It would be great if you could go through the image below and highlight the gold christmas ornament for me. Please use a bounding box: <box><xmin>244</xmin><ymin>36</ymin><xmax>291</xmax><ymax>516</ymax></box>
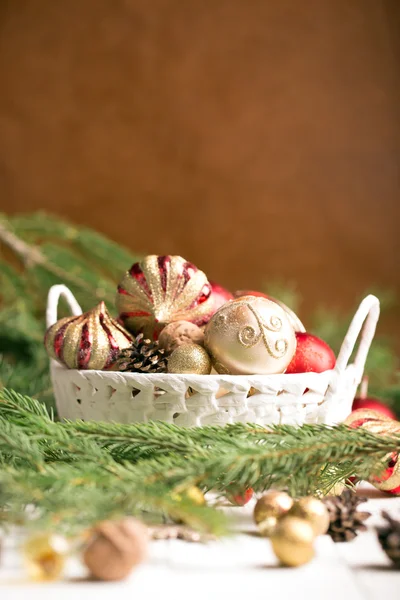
<box><xmin>288</xmin><ymin>497</ymin><xmax>330</xmax><ymax>536</ymax></box>
<box><xmin>270</xmin><ymin>517</ymin><xmax>315</xmax><ymax>567</ymax></box>
<box><xmin>204</xmin><ymin>296</ymin><xmax>296</xmax><ymax>375</ymax></box>
<box><xmin>23</xmin><ymin>533</ymin><xmax>69</xmax><ymax>582</ymax></box>
<box><xmin>116</xmin><ymin>255</ymin><xmax>214</xmax><ymax>338</ymax></box>
<box><xmin>172</xmin><ymin>485</ymin><xmax>206</xmax><ymax>505</ymax></box>
<box><xmin>258</xmin><ymin>516</ymin><xmax>279</xmax><ymax>537</ymax></box>
<box><xmin>168</xmin><ymin>344</ymin><xmax>212</xmax><ymax>375</ymax></box>
<box><xmin>253</xmin><ymin>490</ymin><xmax>294</xmax><ymax>525</ymax></box>
<box><xmin>272</xmin><ymin>297</ymin><xmax>306</xmax><ymax>333</ymax></box>
<box><xmin>83</xmin><ymin>518</ymin><xmax>148</xmax><ymax>581</ymax></box>
<box><xmin>158</xmin><ymin>320</ymin><xmax>205</xmax><ymax>353</ymax></box>
<box><xmin>45</xmin><ymin>301</ymin><xmax>133</xmax><ymax>370</ymax></box>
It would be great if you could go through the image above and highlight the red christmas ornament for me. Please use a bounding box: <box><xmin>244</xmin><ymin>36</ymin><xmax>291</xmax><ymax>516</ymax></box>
<box><xmin>116</xmin><ymin>256</ymin><xmax>214</xmax><ymax>339</ymax></box>
<box><xmin>344</xmin><ymin>409</ymin><xmax>400</xmax><ymax>495</ymax></box>
<box><xmin>285</xmin><ymin>332</ymin><xmax>335</xmax><ymax>374</ymax></box>
<box><xmin>228</xmin><ymin>488</ymin><xmax>254</xmax><ymax>506</ymax></box>
<box><xmin>352</xmin><ymin>378</ymin><xmax>396</xmax><ymax>420</ymax></box>
<box><xmin>209</xmin><ymin>281</ymin><xmax>234</xmax><ymax>313</ymax></box>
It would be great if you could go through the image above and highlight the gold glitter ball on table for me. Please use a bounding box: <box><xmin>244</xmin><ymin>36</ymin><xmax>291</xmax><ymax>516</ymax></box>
<box><xmin>288</xmin><ymin>497</ymin><xmax>330</xmax><ymax>536</ymax></box>
<box><xmin>204</xmin><ymin>296</ymin><xmax>296</xmax><ymax>375</ymax></box>
<box><xmin>22</xmin><ymin>533</ymin><xmax>69</xmax><ymax>582</ymax></box>
<box><xmin>270</xmin><ymin>517</ymin><xmax>315</xmax><ymax>567</ymax></box>
<box><xmin>168</xmin><ymin>344</ymin><xmax>212</xmax><ymax>375</ymax></box>
<box><xmin>258</xmin><ymin>516</ymin><xmax>279</xmax><ymax>538</ymax></box>
<box><xmin>83</xmin><ymin>518</ymin><xmax>148</xmax><ymax>582</ymax></box>
<box><xmin>254</xmin><ymin>491</ymin><xmax>294</xmax><ymax>525</ymax></box>
<box><xmin>158</xmin><ymin>320</ymin><xmax>205</xmax><ymax>353</ymax></box>
<box><xmin>116</xmin><ymin>255</ymin><xmax>214</xmax><ymax>339</ymax></box>
<box><xmin>44</xmin><ymin>301</ymin><xmax>133</xmax><ymax>370</ymax></box>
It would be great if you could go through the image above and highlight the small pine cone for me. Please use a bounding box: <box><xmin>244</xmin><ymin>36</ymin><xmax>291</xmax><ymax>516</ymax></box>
<box><xmin>323</xmin><ymin>489</ymin><xmax>371</xmax><ymax>543</ymax></box>
<box><xmin>114</xmin><ymin>334</ymin><xmax>169</xmax><ymax>373</ymax></box>
<box><xmin>376</xmin><ymin>511</ymin><xmax>400</xmax><ymax>567</ymax></box>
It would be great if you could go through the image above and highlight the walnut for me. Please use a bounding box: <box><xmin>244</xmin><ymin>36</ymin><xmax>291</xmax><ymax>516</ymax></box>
<box><xmin>158</xmin><ymin>320</ymin><xmax>205</xmax><ymax>354</ymax></box>
<box><xmin>83</xmin><ymin>518</ymin><xmax>148</xmax><ymax>581</ymax></box>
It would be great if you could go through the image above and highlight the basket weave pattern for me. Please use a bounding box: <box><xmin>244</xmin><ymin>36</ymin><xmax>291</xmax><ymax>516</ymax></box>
<box><xmin>47</xmin><ymin>286</ymin><xmax>380</xmax><ymax>427</ymax></box>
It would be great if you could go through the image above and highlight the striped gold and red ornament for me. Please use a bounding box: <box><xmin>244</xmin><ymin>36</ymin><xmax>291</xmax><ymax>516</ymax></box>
<box><xmin>45</xmin><ymin>302</ymin><xmax>133</xmax><ymax>370</ymax></box>
<box><xmin>344</xmin><ymin>409</ymin><xmax>400</xmax><ymax>495</ymax></box>
<box><xmin>116</xmin><ymin>255</ymin><xmax>215</xmax><ymax>339</ymax></box>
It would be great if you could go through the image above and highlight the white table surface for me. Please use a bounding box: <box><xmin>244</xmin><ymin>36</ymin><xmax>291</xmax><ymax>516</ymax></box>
<box><xmin>1</xmin><ymin>485</ymin><xmax>399</xmax><ymax>600</ymax></box>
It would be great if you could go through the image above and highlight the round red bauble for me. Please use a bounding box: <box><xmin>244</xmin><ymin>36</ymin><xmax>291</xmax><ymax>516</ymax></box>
<box><xmin>285</xmin><ymin>332</ymin><xmax>336</xmax><ymax>374</ymax></box>
<box><xmin>209</xmin><ymin>281</ymin><xmax>234</xmax><ymax>313</ymax></box>
<box><xmin>228</xmin><ymin>488</ymin><xmax>254</xmax><ymax>506</ymax></box>
<box><xmin>352</xmin><ymin>378</ymin><xmax>396</xmax><ymax>419</ymax></box>
<box><xmin>352</xmin><ymin>397</ymin><xmax>396</xmax><ymax>420</ymax></box>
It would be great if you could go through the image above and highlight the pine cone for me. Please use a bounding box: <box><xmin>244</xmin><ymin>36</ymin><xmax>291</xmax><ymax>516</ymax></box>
<box><xmin>376</xmin><ymin>511</ymin><xmax>400</xmax><ymax>567</ymax></box>
<box><xmin>114</xmin><ymin>334</ymin><xmax>169</xmax><ymax>373</ymax></box>
<box><xmin>323</xmin><ymin>489</ymin><xmax>371</xmax><ymax>542</ymax></box>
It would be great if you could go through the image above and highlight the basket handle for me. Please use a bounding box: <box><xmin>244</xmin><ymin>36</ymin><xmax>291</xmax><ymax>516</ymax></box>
<box><xmin>46</xmin><ymin>284</ymin><xmax>83</xmax><ymax>328</ymax></box>
<box><xmin>333</xmin><ymin>294</ymin><xmax>380</xmax><ymax>385</ymax></box>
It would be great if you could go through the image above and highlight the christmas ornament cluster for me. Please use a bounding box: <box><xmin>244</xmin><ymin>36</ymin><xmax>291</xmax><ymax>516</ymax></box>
<box><xmin>45</xmin><ymin>254</ymin><xmax>337</xmax><ymax>378</ymax></box>
<box><xmin>253</xmin><ymin>491</ymin><xmax>331</xmax><ymax>567</ymax></box>
<box><xmin>252</xmin><ymin>488</ymin><xmax>372</xmax><ymax>566</ymax></box>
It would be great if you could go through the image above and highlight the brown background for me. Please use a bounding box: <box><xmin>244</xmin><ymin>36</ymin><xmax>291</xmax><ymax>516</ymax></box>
<box><xmin>0</xmin><ymin>0</ymin><xmax>399</xmax><ymax>328</ymax></box>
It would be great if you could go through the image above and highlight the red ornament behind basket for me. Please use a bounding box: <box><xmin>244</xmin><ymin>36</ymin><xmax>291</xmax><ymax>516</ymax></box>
<box><xmin>116</xmin><ymin>255</ymin><xmax>214</xmax><ymax>339</ymax></box>
<box><xmin>344</xmin><ymin>409</ymin><xmax>400</xmax><ymax>495</ymax></box>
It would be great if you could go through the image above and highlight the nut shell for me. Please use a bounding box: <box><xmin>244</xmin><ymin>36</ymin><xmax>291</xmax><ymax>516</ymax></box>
<box><xmin>83</xmin><ymin>518</ymin><xmax>148</xmax><ymax>581</ymax></box>
<box><xmin>158</xmin><ymin>321</ymin><xmax>205</xmax><ymax>353</ymax></box>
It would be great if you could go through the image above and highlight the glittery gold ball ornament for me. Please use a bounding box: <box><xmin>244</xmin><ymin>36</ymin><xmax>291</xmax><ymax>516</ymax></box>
<box><xmin>288</xmin><ymin>497</ymin><xmax>330</xmax><ymax>536</ymax></box>
<box><xmin>204</xmin><ymin>296</ymin><xmax>296</xmax><ymax>375</ymax></box>
<box><xmin>44</xmin><ymin>301</ymin><xmax>133</xmax><ymax>370</ymax></box>
<box><xmin>116</xmin><ymin>255</ymin><xmax>214</xmax><ymax>339</ymax></box>
<box><xmin>254</xmin><ymin>491</ymin><xmax>294</xmax><ymax>525</ymax></box>
<box><xmin>23</xmin><ymin>533</ymin><xmax>68</xmax><ymax>581</ymax></box>
<box><xmin>168</xmin><ymin>344</ymin><xmax>212</xmax><ymax>375</ymax></box>
<box><xmin>270</xmin><ymin>517</ymin><xmax>315</xmax><ymax>567</ymax></box>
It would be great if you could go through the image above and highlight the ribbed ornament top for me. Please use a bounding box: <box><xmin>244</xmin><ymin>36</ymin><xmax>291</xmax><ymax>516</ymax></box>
<box><xmin>116</xmin><ymin>255</ymin><xmax>214</xmax><ymax>339</ymax></box>
<box><xmin>44</xmin><ymin>301</ymin><xmax>133</xmax><ymax>370</ymax></box>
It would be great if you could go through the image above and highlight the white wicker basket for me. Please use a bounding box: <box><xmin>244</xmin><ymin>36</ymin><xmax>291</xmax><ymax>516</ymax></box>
<box><xmin>47</xmin><ymin>285</ymin><xmax>380</xmax><ymax>427</ymax></box>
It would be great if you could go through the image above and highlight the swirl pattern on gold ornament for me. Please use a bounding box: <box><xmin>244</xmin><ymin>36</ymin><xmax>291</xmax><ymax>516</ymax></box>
<box><xmin>236</xmin><ymin>299</ymin><xmax>288</xmax><ymax>359</ymax></box>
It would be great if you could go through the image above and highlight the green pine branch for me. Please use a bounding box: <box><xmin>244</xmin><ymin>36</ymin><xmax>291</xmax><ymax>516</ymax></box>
<box><xmin>0</xmin><ymin>389</ymin><xmax>399</xmax><ymax>536</ymax></box>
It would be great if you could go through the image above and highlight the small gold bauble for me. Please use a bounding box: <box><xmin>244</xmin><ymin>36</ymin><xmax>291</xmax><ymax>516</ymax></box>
<box><xmin>258</xmin><ymin>516</ymin><xmax>278</xmax><ymax>537</ymax></box>
<box><xmin>288</xmin><ymin>497</ymin><xmax>330</xmax><ymax>536</ymax></box>
<box><xmin>204</xmin><ymin>296</ymin><xmax>296</xmax><ymax>375</ymax></box>
<box><xmin>253</xmin><ymin>490</ymin><xmax>294</xmax><ymax>525</ymax></box>
<box><xmin>184</xmin><ymin>485</ymin><xmax>206</xmax><ymax>505</ymax></box>
<box><xmin>270</xmin><ymin>517</ymin><xmax>315</xmax><ymax>567</ymax></box>
<box><xmin>168</xmin><ymin>343</ymin><xmax>212</xmax><ymax>375</ymax></box>
<box><xmin>23</xmin><ymin>533</ymin><xmax>68</xmax><ymax>581</ymax></box>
